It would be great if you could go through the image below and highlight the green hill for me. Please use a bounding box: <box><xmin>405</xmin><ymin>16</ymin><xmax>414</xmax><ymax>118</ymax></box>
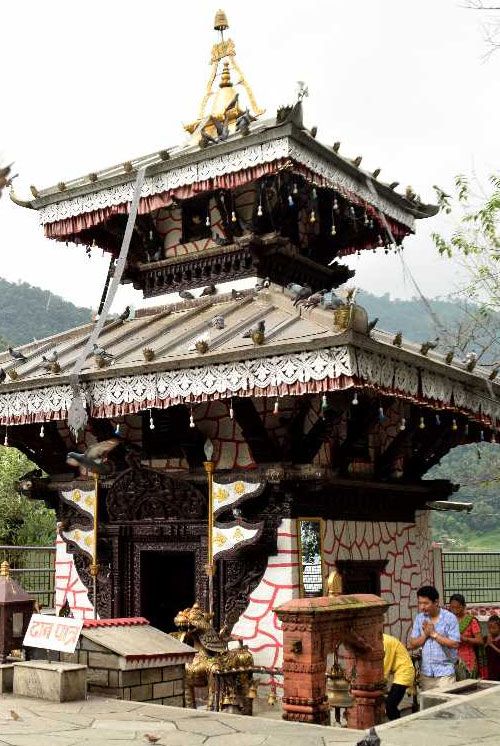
<box><xmin>0</xmin><ymin>278</ymin><xmax>90</xmax><ymax>346</ymax></box>
<box><xmin>359</xmin><ymin>290</ymin><xmax>500</xmax><ymax>362</ymax></box>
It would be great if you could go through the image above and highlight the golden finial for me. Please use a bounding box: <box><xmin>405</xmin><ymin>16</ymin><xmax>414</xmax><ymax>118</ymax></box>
<box><xmin>220</xmin><ymin>61</ymin><xmax>232</xmax><ymax>88</ymax></box>
<box><xmin>214</xmin><ymin>9</ymin><xmax>229</xmax><ymax>32</ymax></box>
<box><xmin>0</xmin><ymin>560</ymin><xmax>10</xmax><ymax>578</ymax></box>
<box><xmin>327</xmin><ymin>569</ymin><xmax>343</xmax><ymax>596</ymax></box>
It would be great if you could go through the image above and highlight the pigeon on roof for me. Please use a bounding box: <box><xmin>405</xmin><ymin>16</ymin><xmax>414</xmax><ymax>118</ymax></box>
<box><xmin>302</xmin><ymin>289</ymin><xmax>326</xmax><ymax>309</ymax></box>
<box><xmin>8</xmin><ymin>347</ymin><xmax>27</xmax><ymax>363</ymax></box>
<box><xmin>243</xmin><ymin>320</ymin><xmax>265</xmax><ymax>338</ymax></box>
<box><xmin>290</xmin><ymin>284</ymin><xmax>313</xmax><ymax>306</ymax></box>
<box><xmin>42</xmin><ymin>350</ymin><xmax>58</xmax><ymax>363</ymax></box>
<box><xmin>93</xmin><ymin>343</ymin><xmax>114</xmax><ymax>362</ymax></box>
<box><xmin>420</xmin><ymin>338</ymin><xmax>439</xmax><ymax>356</ymax></box>
<box><xmin>255</xmin><ymin>277</ymin><xmax>270</xmax><ymax>291</ymax></box>
<box><xmin>211</xmin><ymin>315</ymin><xmax>225</xmax><ymax>330</ymax></box>
<box><xmin>321</xmin><ymin>289</ymin><xmax>344</xmax><ymax>310</ymax></box>
<box><xmin>200</xmin><ymin>283</ymin><xmax>217</xmax><ymax>296</ymax></box>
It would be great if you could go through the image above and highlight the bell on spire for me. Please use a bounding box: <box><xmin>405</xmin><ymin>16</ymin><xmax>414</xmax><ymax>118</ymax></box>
<box><xmin>214</xmin><ymin>9</ymin><xmax>229</xmax><ymax>32</ymax></box>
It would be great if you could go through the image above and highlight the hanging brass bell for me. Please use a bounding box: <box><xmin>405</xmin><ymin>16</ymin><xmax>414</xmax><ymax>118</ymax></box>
<box><xmin>326</xmin><ymin>664</ymin><xmax>354</xmax><ymax>710</ymax></box>
<box><xmin>247</xmin><ymin>682</ymin><xmax>257</xmax><ymax>699</ymax></box>
<box><xmin>221</xmin><ymin>693</ymin><xmax>232</xmax><ymax>707</ymax></box>
<box><xmin>267</xmin><ymin>688</ymin><xmax>277</xmax><ymax>706</ymax></box>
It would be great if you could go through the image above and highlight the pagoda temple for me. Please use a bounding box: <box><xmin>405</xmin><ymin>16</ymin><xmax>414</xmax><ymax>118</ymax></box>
<box><xmin>3</xmin><ymin>10</ymin><xmax>499</xmax><ymax>680</ymax></box>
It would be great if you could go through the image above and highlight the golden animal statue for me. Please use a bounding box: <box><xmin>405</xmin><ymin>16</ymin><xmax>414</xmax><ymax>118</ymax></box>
<box><xmin>173</xmin><ymin>603</ymin><xmax>254</xmax><ymax>712</ymax></box>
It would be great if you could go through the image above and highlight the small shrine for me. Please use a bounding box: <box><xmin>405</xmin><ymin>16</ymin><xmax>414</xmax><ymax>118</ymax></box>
<box><xmin>2</xmin><ymin>8</ymin><xmax>499</xmax><ymax>722</ymax></box>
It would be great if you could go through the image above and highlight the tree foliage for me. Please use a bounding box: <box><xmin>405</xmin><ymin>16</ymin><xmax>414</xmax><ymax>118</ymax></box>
<box><xmin>0</xmin><ymin>447</ymin><xmax>55</xmax><ymax>546</ymax></box>
<box><xmin>431</xmin><ymin>175</ymin><xmax>500</xmax><ymax>363</ymax></box>
<box><xmin>432</xmin><ymin>175</ymin><xmax>500</xmax><ymax>312</ymax></box>
<box><xmin>426</xmin><ymin>443</ymin><xmax>500</xmax><ymax>549</ymax></box>
<box><xmin>466</xmin><ymin>2</ymin><xmax>500</xmax><ymax>54</ymax></box>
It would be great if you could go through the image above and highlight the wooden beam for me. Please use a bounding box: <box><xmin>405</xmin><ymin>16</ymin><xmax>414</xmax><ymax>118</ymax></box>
<box><xmin>231</xmin><ymin>398</ymin><xmax>282</xmax><ymax>463</ymax></box>
<box><xmin>334</xmin><ymin>399</ymin><xmax>381</xmax><ymax>475</ymax></box>
<box><xmin>404</xmin><ymin>418</ymin><xmax>461</xmax><ymax>480</ymax></box>
<box><xmin>4</xmin><ymin>422</ymin><xmax>68</xmax><ymax>474</ymax></box>
<box><xmin>142</xmin><ymin>406</ymin><xmax>206</xmax><ymax>467</ymax></box>
<box><xmin>290</xmin><ymin>406</ymin><xmax>342</xmax><ymax>464</ymax></box>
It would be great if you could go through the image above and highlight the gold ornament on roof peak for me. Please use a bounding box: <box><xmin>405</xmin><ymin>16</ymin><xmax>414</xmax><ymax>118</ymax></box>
<box><xmin>184</xmin><ymin>11</ymin><xmax>264</xmax><ymax>141</ymax></box>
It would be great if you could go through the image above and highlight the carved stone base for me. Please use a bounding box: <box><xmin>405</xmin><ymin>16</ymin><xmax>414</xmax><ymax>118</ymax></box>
<box><xmin>282</xmin><ymin>695</ymin><xmax>330</xmax><ymax>725</ymax></box>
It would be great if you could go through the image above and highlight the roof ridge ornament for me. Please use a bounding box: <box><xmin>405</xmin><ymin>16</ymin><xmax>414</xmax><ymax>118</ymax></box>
<box><xmin>185</xmin><ymin>10</ymin><xmax>264</xmax><ymax>143</ymax></box>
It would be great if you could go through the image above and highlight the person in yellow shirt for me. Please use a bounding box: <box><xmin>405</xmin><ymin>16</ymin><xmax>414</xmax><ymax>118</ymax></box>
<box><xmin>383</xmin><ymin>633</ymin><xmax>415</xmax><ymax>720</ymax></box>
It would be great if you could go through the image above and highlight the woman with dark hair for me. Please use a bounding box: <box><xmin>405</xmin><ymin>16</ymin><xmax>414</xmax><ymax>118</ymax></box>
<box><xmin>449</xmin><ymin>594</ymin><xmax>484</xmax><ymax>679</ymax></box>
<box><xmin>485</xmin><ymin>615</ymin><xmax>500</xmax><ymax>680</ymax></box>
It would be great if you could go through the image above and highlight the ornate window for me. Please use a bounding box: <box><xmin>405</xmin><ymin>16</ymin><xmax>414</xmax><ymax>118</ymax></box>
<box><xmin>297</xmin><ymin>518</ymin><xmax>325</xmax><ymax>598</ymax></box>
<box><xmin>182</xmin><ymin>196</ymin><xmax>212</xmax><ymax>243</ymax></box>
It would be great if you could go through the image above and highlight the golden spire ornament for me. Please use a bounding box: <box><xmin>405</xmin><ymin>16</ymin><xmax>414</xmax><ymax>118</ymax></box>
<box><xmin>184</xmin><ymin>10</ymin><xmax>264</xmax><ymax>140</ymax></box>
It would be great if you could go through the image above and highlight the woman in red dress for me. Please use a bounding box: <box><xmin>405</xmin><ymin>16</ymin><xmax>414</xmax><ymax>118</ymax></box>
<box><xmin>449</xmin><ymin>594</ymin><xmax>484</xmax><ymax>679</ymax></box>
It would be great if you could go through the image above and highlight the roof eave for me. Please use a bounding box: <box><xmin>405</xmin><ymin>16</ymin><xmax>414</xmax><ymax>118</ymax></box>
<box><xmin>20</xmin><ymin>120</ymin><xmax>437</xmax><ymax>221</ymax></box>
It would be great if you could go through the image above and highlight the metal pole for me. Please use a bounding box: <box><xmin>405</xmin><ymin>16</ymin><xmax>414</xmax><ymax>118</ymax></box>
<box><xmin>90</xmin><ymin>473</ymin><xmax>99</xmax><ymax>620</ymax></box>
<box><xmin>203</xmin><ymin>460</ymin><xmax>215</xmax><ymax>617</ymax></box>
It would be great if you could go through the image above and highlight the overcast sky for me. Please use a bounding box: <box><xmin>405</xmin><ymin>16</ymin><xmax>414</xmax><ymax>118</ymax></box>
<box><xmin>1</xmin><ymin>0</ymin><xmax>498</xmax><ymax>313</ymax></box>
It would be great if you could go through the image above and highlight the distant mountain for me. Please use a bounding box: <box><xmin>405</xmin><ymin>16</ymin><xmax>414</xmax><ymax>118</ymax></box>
<box><xmin>359</xmin><ymin>290</ymin><xmax>500</xmax><ymax>362</ymax></box>
<box><xmin>0</xmin><ymin>278</ymin><xmax>90</xmax><ymax>347</ymax></box>
<box><xmin>0</xmin><ymin>278</ymin><xmax>496</xmax><ymax>355</ymax></box>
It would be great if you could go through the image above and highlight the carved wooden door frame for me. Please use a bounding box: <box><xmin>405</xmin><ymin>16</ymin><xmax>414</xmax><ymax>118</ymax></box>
<box><xmin>132</xmin><ymin>540</ymin><xmax>206</xmax><ymax>618</ymax></box>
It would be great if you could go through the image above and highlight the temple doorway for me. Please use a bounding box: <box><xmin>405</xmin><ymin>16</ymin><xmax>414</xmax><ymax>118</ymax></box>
<box><xmin>140</xmin><ymin>550</ymin><xmax>196</xmax><ymax>632</ymax></box>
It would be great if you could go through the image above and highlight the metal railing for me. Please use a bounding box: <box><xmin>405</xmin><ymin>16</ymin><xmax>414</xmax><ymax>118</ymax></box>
<box><xmin>0</xmin><ymin>545</ymin><xmax>56</xmax><ymax>609</ymax></box>
<box><xmin>443</xmin><ymin>552</ymin><xmax>500</xmax><ymax>604</ymax></box>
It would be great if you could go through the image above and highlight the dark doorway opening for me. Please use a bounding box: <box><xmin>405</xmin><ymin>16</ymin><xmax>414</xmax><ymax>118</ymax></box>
<box><xmin>140</xmin><ymin>550</ymin><xmax>196</xmax><ymax>632</ymax></box>
<box><xmin>335</xmin><ymin>559</ymin><xmax>388</xmax><ymax>596</ymax></box>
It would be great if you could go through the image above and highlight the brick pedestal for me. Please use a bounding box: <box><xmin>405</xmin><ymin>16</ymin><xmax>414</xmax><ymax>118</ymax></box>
<box><xmin>274</xmin><ymin>594</ymin><xmax>388</xmax><ymax>729</ymax></box>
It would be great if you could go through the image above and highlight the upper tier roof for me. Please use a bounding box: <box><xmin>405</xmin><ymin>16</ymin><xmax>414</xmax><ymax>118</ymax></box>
<box><xmin>13</xmin><ymin>120</ymin><xmax>437</xmax><ymax>232</ymax></box>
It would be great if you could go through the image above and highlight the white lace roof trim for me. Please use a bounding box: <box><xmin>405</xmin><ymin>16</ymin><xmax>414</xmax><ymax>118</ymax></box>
<box><xmin>37</xmin><ymin>138</ymin><xmax>415</xmax><ymax>230</ymax></box>
<box><xmin>0</xmin><ymin>346</ymin><xmax>497</xmax><ymax>426</ymax></box>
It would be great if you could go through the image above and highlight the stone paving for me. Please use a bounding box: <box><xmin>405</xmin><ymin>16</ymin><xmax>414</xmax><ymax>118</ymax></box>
<box><xmin>375</xmin><ymin>685</ymin><xmax>500</xmax><ymax>746</ymax></box>
<box><xmin>1</xmin><ymin>686</ymin><xmax>500</xmax><ymax>745</ymax></box>
<box><xmin>0</xmin><ymin>695</ymin><xmax>363</xmax><ymax>746</ymax></box>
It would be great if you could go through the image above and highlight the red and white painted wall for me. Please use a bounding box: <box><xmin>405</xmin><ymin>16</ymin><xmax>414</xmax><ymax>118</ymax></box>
<box><xmin>54</xmin><ymin>527</ymin><xmax>94</xmax><ymax>619</ymax></box>
<box><xmin>232</xmin><ymin>511</ymin><xmax>436</xmax><ymax>672</ymax></box>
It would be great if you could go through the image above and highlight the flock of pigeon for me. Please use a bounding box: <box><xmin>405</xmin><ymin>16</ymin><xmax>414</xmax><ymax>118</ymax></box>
<box><xmin>0</xmin><ymin>279</ymin><xmax>497</xmax><ymax>384</ymax></box>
